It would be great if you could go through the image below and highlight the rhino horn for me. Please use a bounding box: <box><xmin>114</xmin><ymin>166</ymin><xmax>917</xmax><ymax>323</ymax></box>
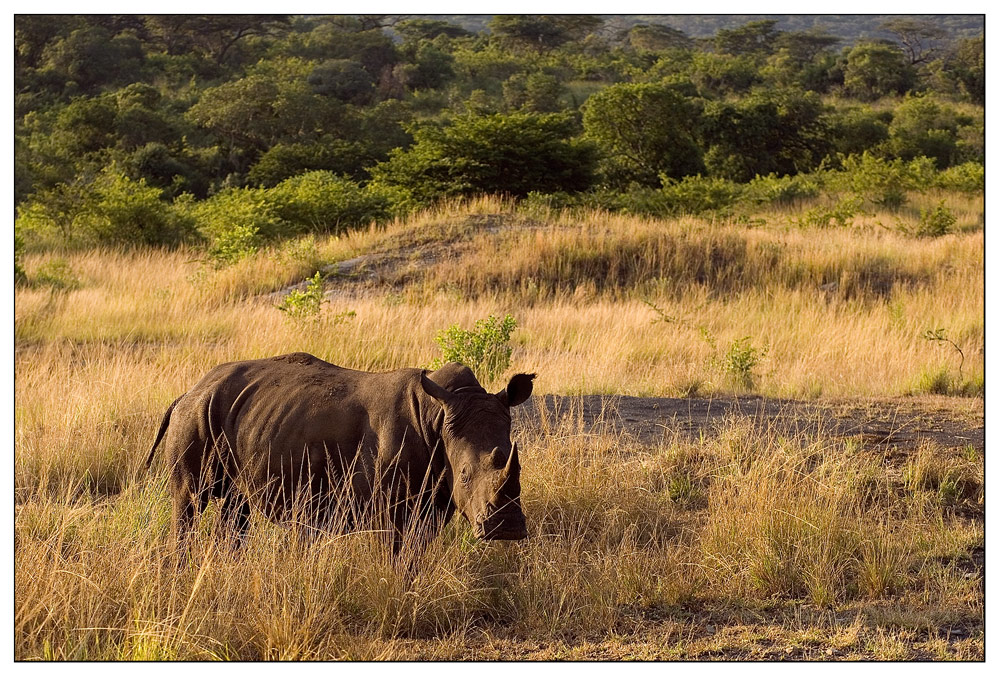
<box><xmin>493</xmin><ymin>443</ymin><xmax>520</xmax><ymax>505</ymax></box>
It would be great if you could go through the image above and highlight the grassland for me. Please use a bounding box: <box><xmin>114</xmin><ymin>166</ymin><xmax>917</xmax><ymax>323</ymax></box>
<box><xmin>14</xmin><ymin>193</ymin><xmax>984</xmax><ymax>660</ymax></box>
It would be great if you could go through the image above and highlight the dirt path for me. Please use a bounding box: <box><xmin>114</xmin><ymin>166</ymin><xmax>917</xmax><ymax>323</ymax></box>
<box><xmin>515</xmin><ymin>393</ymin><xmax>984</xmax><ymax>452</ymax></box>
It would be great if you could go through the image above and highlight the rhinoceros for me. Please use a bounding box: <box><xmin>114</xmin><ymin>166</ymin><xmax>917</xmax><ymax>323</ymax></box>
<box><xmin>146</xmin><ymin>353</ymin><xmax>535</xmax><ymax>551</ymax></box>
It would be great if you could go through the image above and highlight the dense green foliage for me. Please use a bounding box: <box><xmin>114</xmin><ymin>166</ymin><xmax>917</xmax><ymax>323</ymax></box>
<box><xmin>430</xmin><ymin>314</ymin><xmax>518</xmax><ymax>385</ymax></box>
<box><xmin>15</xmin><ymin>14</ymin><xmax>983</xmax><ymax>253</ymax></box>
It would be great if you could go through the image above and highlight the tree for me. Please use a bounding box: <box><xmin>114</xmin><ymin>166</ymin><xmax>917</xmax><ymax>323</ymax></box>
<box><xmin>184</xmin><ymin>15</ymin><xmax>290</xmax><ymax>65</ymax></box>
<box><xmin>308</xmin><ymin>59</ymin><xmax>375</xmax><ymax>104</ymax></box>
<box><xmin>394</xmin><ymin>43</ymin><xmax>456</xmax><ymax>91</ymax></box>
<box><xmin>395</xmin><ymin>19</ymin><xmax>470</xmax><ymax>43</ymax></box>
<box><xmin>372</xmin><ymin>112</ymin><xmax>596</xmax><ymax>202</ymax></box>
<box><xmin>774</xmin><ymin>29</ymin><xmax>841</xmax><ymax>63</ymax></box>
<box><xmin>843</xmin><ymin>41</ymin><xmax>915</xmax><ymax>101</ymax></box>
<box><xmin>488</xmin><ymin>15</ymin><xmax>602</xmax><ymax>52</ymax></box>
<box><xmin>947</xmin><ymin>35</ymin><xmax>984</xmax><ymax>105</ymax></box>
<box><xmin>689</xmin><ymin>52</ymin><xmax>763</xmax><ymax>96</ymax></box>
<box><xmin>15</xmin><ymin>15</ymin><xmax>82</xmax><ymax>69</ymax></box>
<box><xmin>626</xmin><ymin>24</ymin><xmax>693</xmax><ymax>52</ymax></box>
<box><xmin>886</xmin><ymin>94</ymin><xmax>960</xmax><ymax>168</ymax></box>
<box><xmin>714</xmin><ymin>20</ymin><xmax>780</xmax><ymax>57</ymax></box>
<box><xmin>41</xmin><ymin>26</ymin><xmax>145</xmax><ymax>93</ymax></box>
<box><xmin>701</xmin><ymin>90</ymin><xmax>828</xmax><ymax>182</ymax></box>
<box><xmin>880</xmin><ymin>17</ymin><xmax>946</xmax><ymax>65</ymax></box>
<box><xmin>50</xmin><ymin>96</ymin><xmax>118</xmax><ymax>154</ymax></box>
<box><xmin>764</xmin><ymin>31</ymin><xmax>841</xmax><ymax>91</ymax></box>
<box><xmin>186</xmin><ymin>61</ymin><xmax>340</xmax><ymax>156</ymax></box>
<box><xmin>503</xmin><ymin>72</ymin><xmax>565</xmax><ymax>113</ymax></box>
<box><xmin>824</xmin><ymin>107</ymin><xmax>891</xmax><ymax>158</ymax></box>
<box><xmin>583</xmin><ymin>82</ymin><xmax>704</xmax><ymax>187</ymax></box>
<box><xmin>282</xmin><ymin>22</ymin><xmax>399</xmax><ymax>79</ymax></box>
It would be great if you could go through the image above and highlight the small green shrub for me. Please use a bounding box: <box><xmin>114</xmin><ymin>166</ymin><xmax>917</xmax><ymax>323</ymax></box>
<box><xmin>915</xmin><ymin>201</ymin><xmax>956</xmax><ymax>237</ymax></box>
<box><xmin>429</xmin><ymin>314</ymin><xmax>517</xmax><ymax>385</ymax></box>
<box><xmin>797</xmin><ymin>196</ymin><xmax>864</xmax><ymax>229</ymax></box>
<box><xmin>658</xmin><ymin>174</ymin><xmax>744</xmax><ymax>215</ymax></box>
<box><xmin>33</xmin><ymin>258</ymin><xmax>80</xmax><ymax>290</ymax></box>
<box><xmin>911</xmin><ymin>365</ymin><xmax>952</xmax><ymax>395</ymax></box>
<box><xmin>207</xmin><ymin>223</ymin><xmax>263</xmax><ymax>268</ymax></box>
<box><xmin>719</xmin><ymin>336</ymin><xmax>767</xmax><ymax>389</ymax></box>
<box><xmin>189</xmin><ymin>187</ymin><xmax>285</xmax><ymax>267</ymax></box>
<box><xmin>277</xmin><ymin>272</ymin><xmax>327</xmax><ymax>321</ymax></box>
<box><xmin>744</xmin><ymin>173</ymin><xmax>821</xmax><ymax>206</ymax></box>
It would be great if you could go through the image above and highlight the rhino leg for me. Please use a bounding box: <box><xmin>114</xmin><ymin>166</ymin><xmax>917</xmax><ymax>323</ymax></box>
<box><xmin>168</xmin><ymin>469</ymin><xmax>200</xmax><ymax>553</ymax></box>
<box><xmin>219</xmin><ymin>492</ymin><xmax>252</xmax><ymax>542</ymax></box>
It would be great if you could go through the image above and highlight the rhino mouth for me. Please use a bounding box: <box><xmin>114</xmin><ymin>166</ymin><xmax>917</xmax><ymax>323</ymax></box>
<box><xmin>476</xmin><ymin>510</ymin><xmax>528</xmax><ymax>541</ymax></box>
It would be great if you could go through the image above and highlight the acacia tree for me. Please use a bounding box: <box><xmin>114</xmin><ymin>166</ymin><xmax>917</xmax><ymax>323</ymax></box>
<box><xmin>583</xmin><ymin>82</ymin><xmax>703</xmax><ymax>187</ymax></box>
<box><xmin>144</xmin><ymin>15</ymin><xmax>290</xmax><ymax>65</ymax></box>
<box><xmin>626</xmin><ymin>24</ymin><xmax>693</xmax><ymax>51</ymax></box>
<box><xmin>488</xmin><ymin>15</ymin><xmax>602</xmax><ymax>52</ymax></box>
<box><xmin>880</xmin><ymin>17</ymin><xmax>947</xmax><ymax>66</ymax></box>
<box><xmin>714</xmin><ymin>20</ymin><xmax>780</xmax><ymax>57</ymax></box>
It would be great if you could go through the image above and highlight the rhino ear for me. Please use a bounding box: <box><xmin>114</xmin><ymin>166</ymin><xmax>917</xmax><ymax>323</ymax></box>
<box><xmin>498</xmin><ymin>373</ymin><xmax>535</xmax><ymax>408</ymax></box>
<box><xmin>420</xmin><ymin>370</ymin><xmax>458</xmax><ymax>407</ymax></box>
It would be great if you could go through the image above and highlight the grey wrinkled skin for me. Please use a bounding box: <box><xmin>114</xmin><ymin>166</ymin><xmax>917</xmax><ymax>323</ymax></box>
<box><xmin>146</xmin><ymin>353</ymin><xmax>535</xmax><ymax>552</ymax></box>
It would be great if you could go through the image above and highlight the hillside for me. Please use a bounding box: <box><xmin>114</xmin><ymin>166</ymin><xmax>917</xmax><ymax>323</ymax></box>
<box><xmin>417</xmin><ymin>14</ymin><xmax>985</xmax><ymax>42</ymax></box>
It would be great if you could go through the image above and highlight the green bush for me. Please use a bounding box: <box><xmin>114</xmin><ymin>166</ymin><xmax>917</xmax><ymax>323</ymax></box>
<box><xmin>744</xmin><ymin>173</ymin><xmax>821</xmax><ymax>206</ymax></box>
<box><xmin>719</xmin><ymin>336</ymin><xmax>767</xmax><ymax>390</ymax></box>
<box><xmin>247</xmin><ymin>140</ymin><xmax>367</xmax><ymax>187</ymax></box>
<box><xmin>207</xmin><ymin>223</ymin><xmax>263</xmax><ymax>268</ymax></box>
<box><xmin>824</xmin><ymin>106</ymin><xmax>891</xmax><ymax>158</ymax></box>
<box><xmin>583</xmin><ymin>82</ymin><xmax>704</xmax><ymax>187</ymax></box>
<box><xmin>187</xmin><ymin>187</ymin><xmax>285</xmax><ymax>266</ymax></box>
<box><xmin>277</xmin><ymin>271</ymin><xmax>327</xmax><ymax>321</ymax></box>
<box><xmin>916</xmin><ymin>201</ymin><xmax>956</xmax><ymax>237</ymax></box>
<box><xmin>934</xmin><ymin>162</ymin><xmax>984</xmax><ymax>194</ymax></box>
<box><xmin>81</xmin><ymin>170</ymin><xmax>196</xmax><ymax>246</ymax></box>
<box><xmin>658</xmin><ymin>175</ymin><xmax>744</xmax><ymax>215</ymax></box>
<box><xmin>836</xmin><ymin>153</ymin><xmax>935</xmax><ymax>211</ymax></box>
<box><xmin>16</xmin><ymin>168</ymin><xmax>195</xmax><ymax>247</ymax></box>
<box><xmin>796</xmin><ymin>196</ymin><xmax>864</xmax><ymax>229</ymax></box>
<box><xmin>885</xmin><ymin>94</ymin><xmax>960</xmax><ymax>168</ymax></box>
<box><xmin>265</xmin><ymin>171</ymin><xmax>399</xmax><ymax>234</ymax></box>
<box><xmin>33</xmin><ymin>258</ymin><xmax>80</xmax><ymax>290</ymax></box>
<box><xmin>372</xmin><ymin>112</ymin><xmax>596</xmax><ymax>204</ymax></box>
<box><xmin>430</xmin><ymin>314</ymin><xmax>517</xmax><ymax>385</ymax></box>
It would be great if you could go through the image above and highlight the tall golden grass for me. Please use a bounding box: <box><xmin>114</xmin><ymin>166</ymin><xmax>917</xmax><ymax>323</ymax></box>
<box><xmin>14</xmin><ymin>196</ymin><xmax>984</xmax><ymax>659</ymax></box>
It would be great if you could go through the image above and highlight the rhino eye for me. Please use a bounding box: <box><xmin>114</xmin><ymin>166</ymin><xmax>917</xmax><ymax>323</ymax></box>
<box><xmin>460</xmin><ymin>467</ymin><xmax>471</xmax><ymax>487</ymax></box>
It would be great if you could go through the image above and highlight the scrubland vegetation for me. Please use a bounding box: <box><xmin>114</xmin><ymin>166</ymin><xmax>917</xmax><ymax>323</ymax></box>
<box><xmin>15</xmin><ymin>191</ymin><xmax>983</xmax><ymax>660</ymax></box>
<box><xmin>14</xmin><ymin>14</ymin><xmax>984</xmax><ymax>661</ymax></box>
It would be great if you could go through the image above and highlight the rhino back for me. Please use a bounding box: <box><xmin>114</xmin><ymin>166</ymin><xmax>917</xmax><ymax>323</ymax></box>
<box><xmin>173</xmin><ymin>353</ymin><xmax>434</xmax><ymax>504</ymax></box>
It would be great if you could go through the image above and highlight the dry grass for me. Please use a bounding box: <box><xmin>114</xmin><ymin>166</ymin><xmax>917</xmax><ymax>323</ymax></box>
<box><xmin>14</xmin><ymin>196</ymin><xmax>983</xmax><ymax>660</ymax></box>
<box><xmin>14</xmin><ymin>412</ymin><xmax>983</xmax><ymax>660</ymax></box>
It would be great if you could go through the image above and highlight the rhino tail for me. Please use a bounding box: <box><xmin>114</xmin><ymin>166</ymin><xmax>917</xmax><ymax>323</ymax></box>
<box><xmin>145</xmin><ymin>396</ymin><xmax>182</xmax><ymax>471</ymax></box>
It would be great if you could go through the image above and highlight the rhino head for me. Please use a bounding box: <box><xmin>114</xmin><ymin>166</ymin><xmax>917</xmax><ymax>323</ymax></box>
<box><xmin>421</xmin><ymin>366</ymin><xmax>535</xmax><ymax>541</ymax></box>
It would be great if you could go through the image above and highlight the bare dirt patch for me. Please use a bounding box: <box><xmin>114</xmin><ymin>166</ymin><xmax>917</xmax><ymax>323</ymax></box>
<box><xmin>515</xmin><ymin>393</ymin><xmax>983</xmax><ymax>453</ymax></box>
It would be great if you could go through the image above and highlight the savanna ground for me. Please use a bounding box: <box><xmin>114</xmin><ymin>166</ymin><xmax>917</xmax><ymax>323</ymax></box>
<box><xmin>14</xmin><ymin>194</ymin><xmax>984</xmax><ymax>660</ymax></box>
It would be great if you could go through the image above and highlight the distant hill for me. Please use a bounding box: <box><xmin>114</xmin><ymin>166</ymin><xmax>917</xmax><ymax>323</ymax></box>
<box><xmin>405</xmin><ymin>14</ymin><xmax>984</xmax><ymax>43</ymax></box>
